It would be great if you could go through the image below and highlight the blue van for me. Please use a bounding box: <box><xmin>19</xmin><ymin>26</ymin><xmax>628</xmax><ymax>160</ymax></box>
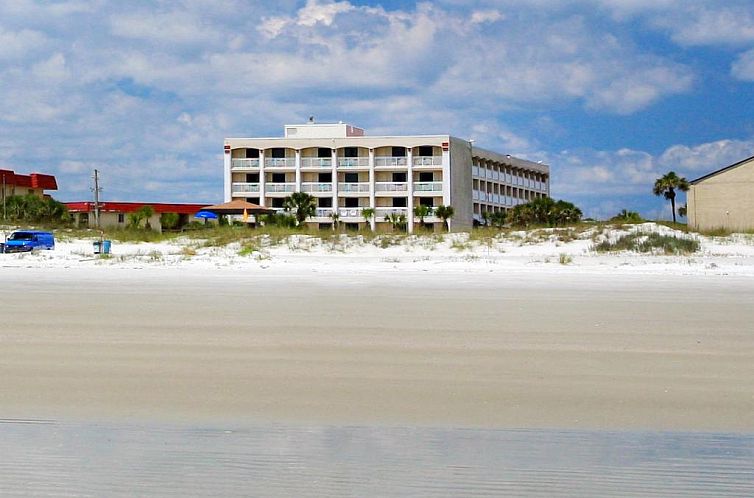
<box><xmin>3</xmin><ymin>230</ymin><xmax>55</xmax><ymax>253</ymax></box>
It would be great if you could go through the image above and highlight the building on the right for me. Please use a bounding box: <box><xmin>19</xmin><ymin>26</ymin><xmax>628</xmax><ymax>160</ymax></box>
<box><xmin>687</xmin><ymin>154</ymin><xmax>754</xmax><ymax>232</ymax></box>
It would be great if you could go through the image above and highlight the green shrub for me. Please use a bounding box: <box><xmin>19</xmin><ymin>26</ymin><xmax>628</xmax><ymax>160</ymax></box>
<box><xmin>595</xmin><ymin>232</ymin><xmax>699</xmax><ymax>254</ymax></box>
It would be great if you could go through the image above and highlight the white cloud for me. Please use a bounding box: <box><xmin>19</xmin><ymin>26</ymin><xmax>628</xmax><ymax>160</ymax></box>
<box><xmin>732</xmin><ymin>49</ymin><xmax>754</xmax><ymax>81</ymax></box>
<box><xmin>470</xmin><ymin>10</ymin><xmax>504</xmax><ymax>24</ymax></box>
<box><xmin>0</xmin><ymin>28</ymin><xmax>47</xmax><ymax>60</ymax></box>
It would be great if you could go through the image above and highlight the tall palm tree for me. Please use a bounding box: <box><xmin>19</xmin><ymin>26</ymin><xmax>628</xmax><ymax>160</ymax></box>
<box><xmin>283</xmin><ymin>192</ymin><xmax>317</xmax><ymax>226</ymax></box>
<box><xmin>653</xmin><ymin>172</ymin><xmax>689</xmax><ymax>224</ymax></box>
<box><xmin>361</xmin><ymin>207</ymin><xmax>375</xmax><ymax>230</ymax></box>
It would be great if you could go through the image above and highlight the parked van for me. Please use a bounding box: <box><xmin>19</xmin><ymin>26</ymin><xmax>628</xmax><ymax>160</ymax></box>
<box><xmin>3</xmin><ymin>230</ymin><xmax>55</xmax><ymax>253</ymax></box>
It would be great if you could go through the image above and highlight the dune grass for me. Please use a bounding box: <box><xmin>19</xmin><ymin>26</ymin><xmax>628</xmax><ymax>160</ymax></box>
<box><xmin>594</xmin><ymin>232</ymin><xmax>699</xmax><ymax>255</ymax></box>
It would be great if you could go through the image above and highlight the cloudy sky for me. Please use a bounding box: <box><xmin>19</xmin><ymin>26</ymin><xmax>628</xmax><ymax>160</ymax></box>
<box><xmin>2</xmin><ymin>0</ymin><xmax>753</xmax><ymax>219</ymax></box>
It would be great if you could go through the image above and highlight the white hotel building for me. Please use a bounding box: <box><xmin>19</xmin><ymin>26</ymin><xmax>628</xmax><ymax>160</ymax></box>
<box><xmin>224</xmin><ymin>123</ymin><xmax>550</xmax><ymax>232</ymax></box>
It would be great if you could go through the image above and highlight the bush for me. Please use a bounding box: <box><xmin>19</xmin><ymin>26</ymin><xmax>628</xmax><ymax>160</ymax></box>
<box><xmin>509</xmin><ymin>197</ymin><xmax>582</xmax><ymax>228</ymax></box>
<box><xmin>595</xmin><ymin>232</ymin><xmax>699</xmax><ymax>255</ymax></box>
<box><xmin>160</xmin><ymin>212</ymin><xmax>180</xmax><ymax>230</ymax></box>
<box><xmin>2</xmin><ymin>194</ymin><xmax>69</xmax><ymax>225</ymax></box>
<box><xmin>610</xmin><ymin>209</ymin><xmax>643</xmax><ymax>224</ymax></box>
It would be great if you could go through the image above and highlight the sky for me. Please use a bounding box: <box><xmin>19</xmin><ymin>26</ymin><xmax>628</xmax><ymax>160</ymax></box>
<box><xmin>1</xmin><ymin>0</ymin><xmax>753</xmax><ymax>220</ymax></box>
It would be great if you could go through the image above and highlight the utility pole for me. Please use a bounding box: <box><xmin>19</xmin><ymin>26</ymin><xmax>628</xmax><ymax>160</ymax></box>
<box><xmin>92</xmin><ymin>169</ymin><xmax>102</xmax><ymax>228</ymax></box>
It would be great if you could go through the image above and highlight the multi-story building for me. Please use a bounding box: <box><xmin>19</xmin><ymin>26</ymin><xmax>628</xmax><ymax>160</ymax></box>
<box><xmin>1</xmin><ymin>169</ymin><xmax>58</xmax><ymax>200</ymax></box>
<box><xmin>224</xmin><ymin>123</ymin><xmax>550</xmax><ymax>232</ymax></box>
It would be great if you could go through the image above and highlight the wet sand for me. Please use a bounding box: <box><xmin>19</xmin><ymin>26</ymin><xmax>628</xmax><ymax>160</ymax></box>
<box><xmin>2</xmin><ymin>268</ymin><xmax>753</xmax><ymax>431</ymax></box>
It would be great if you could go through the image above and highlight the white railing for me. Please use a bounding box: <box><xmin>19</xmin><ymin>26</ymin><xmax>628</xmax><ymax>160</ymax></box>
<box><xmin>301</xmin><ymin>157</ymin><xmax>332</xmax><ymax>168</ymax></box>
<box><xmin>473</xmin><ymin>190</ymin><xmax>479</xmax><ymax>200</ymax></box>
<box><xmin>264</xmin><ymin>158</ymin><xmax>295</xmax><ymax>168</ymax></box>
<box><xmin>412</xmin><ymin>156</ymin><xmax>442</xmax><ymax>166</ymax></box>
<box><xmin>338</xmin><ymin>207</ymin><xmax>364</xmax><ymax>218</ymax></box>
<box><xmin>374</xmin><ymin>156</ymin><xmax>408</xmax><ymax>167</ymax></box>
<box><xmin>301</xmin><ymin>182</ymin><xmax>333</xmax><ymax>193</ymax></box>
<box><xmin>231</xmin><ymin>182</ymin><xmax>260</xmax><ymax>194</ymax></box>
<box><xmin>337</xmin><ymin>157</ymin><xmax>369</xmax><ymax>168</ymax></box>
<box><xmin>231</xmin><ymin>158</ymin><xmax>259</xmax><ymax>170</ymax></box>
<box><xmin>266</xmin><ymin>183</ymin><xmax>296</xmax><ymax>193</ymax></box>
<box><xmin>338</xmin><ymin>182</ymin><xmax>370</xmax><ymax>193</ymax></box>
<box><xmin>375</xmin><ymin>208</ymin><xmax>409</xmax><ymax>218</ymax></box>
<box><xmin>315</xmin><ymin>208</ymin><xmax>334</xmax><ymax>218</ymax></box>
<box><xmin>375</xmin><ymin>182</ymin><xmax>408</xmax><ymax>193</ymax></box>
<box><xmin>413</xmin><ymin>182</ymin><xmax>443</xmax><ymax>192</ymax></box>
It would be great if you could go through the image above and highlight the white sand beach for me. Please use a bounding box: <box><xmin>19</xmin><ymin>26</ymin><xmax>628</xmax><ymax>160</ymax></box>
<box><xmin>2</xmin><ymin>223</ymin><xmax>754</xmax><ymax>431</ymax></box>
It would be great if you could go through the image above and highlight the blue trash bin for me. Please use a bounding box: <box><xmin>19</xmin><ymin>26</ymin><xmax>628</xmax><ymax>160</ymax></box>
<box><xmin>103</xmin><ymin>240</ymin><xmax>111</xmax><ymax>254</ymax></box>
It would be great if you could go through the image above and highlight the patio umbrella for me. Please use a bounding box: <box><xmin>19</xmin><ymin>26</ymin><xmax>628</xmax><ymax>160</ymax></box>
<box><xmin>194</xmin><ymin>210</ymin><xmax>218</xmax><ymax>220</ymax></box>
<box><xmin>201</xmin><ymin>200</ymin><xmax>274</xmax><ymax>216</ymax></box>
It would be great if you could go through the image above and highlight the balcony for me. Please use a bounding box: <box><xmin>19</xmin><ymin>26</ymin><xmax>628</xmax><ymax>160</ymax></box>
<box><xmin>413</xmin><ymin>182</ymin><xmax>443</xmax><ymax>194</ymax></box>
<box><xmin>374</xmin><ymin>156</ymin><xmax>408</xmax><ymax>168</ymax></box>
<box><xmin>231</xmin><ymin>158</ymin><xmax>259</xmax><ymax>170</ymax></box>
<box><xmin>412</xmin><ymin>156</ymin><xmax>442</xmax><ymax>168</ymax></box>
<box><xmin>264</xmin><ymin>158</ymin><xmax>295</xmax><ymax>169</ymax></box>
<box><xmin>375</xmin><ymin>182</ymin><xmax>408</xmax><ymax>194</ymax></box>
<box><xmin>337</xmin><ymin>157</ymin><xmax>369</xmax><ymax>169</ymax></box>
<box><xmin>266</xmin><ymin>183</ymin><xmax>296</xmax><ymax>194</ymax></box>
<box><xmin>375</xmin><ymin>207</ymin><xmax>409</xmax><ymax>219</ymax></box>
<box><xmin>337</xmin><ymin>207</ymin><xmax>365</xmax><ymax>219</ymax></box>
<box><xmin>302</xmin><ymin>182</ymin><xmax>333</xmax><ymax>193</ymax></box>
<box><xmin>338</xmin><ymin>182</ymin><xmax>370</xmax><ymax>194</ymax></box>
<box><xmin>231</xmin><ymin>182</ymin><xmax>260</xmax><ymax>195</ymax></box>
<box><xmin>301</xmin><ymin>157</ymin><xmax>332</xmax><ymax>169</ymax></box>
<box><xmin>314</xmin><ymin>208</ymin><xmax>334</xmax><ymax>218</ymax></box>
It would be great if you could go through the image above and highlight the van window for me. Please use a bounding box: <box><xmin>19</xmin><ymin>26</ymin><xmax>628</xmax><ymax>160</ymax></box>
<box><xmin>9</xmin><ymin>232</ymin><xmax>33</xmax><ymax>241</ymax></box>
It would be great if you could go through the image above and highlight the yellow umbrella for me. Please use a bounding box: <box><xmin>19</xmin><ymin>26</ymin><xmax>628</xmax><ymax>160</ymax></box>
<box><xmin>242</xmin><ymin>208</ymin><xmax>249</xmax><ymax>222</ymax></box>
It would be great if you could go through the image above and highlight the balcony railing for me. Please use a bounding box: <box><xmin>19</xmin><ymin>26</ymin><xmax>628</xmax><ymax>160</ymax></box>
<box><xmin>374</xmin><ymin>156</ymin><xmax>408</xmax><ymax>167</ymax></box>
<box><xmin>337</xmin><ymin>157</ymin><xmax>369</xmax><ymax>168</ymax></box>
<box><xmin>231</xmin><ymin>182</ymin><xmax>260</xmax><ymax>194</ymax></box>
<box><xmin>266</xmin><ymin>183</ymin><xmax>296</xmax><ymax>193</ymax></box>
<box><xmin>375</xmin><ymin>207</ymin><xmax>409</xmax><ymax>218</ymax></box>
<box><xmin>264</xmin><ymin>158</ymin><xmax>295</xmax><ymax>168</ymax></box>
<box><xmin>375</xmin><ymin>182</ymin><xmax>408</xmax><ymax>193</ymax></box>
<box><xmin>338</xmin><ymin>207</ymin><xmax>365</xmax><ymax>218</ymax></box>
<box><xmin>301</xmin><ymin>182</ymin><xmax>333</xmax><ymax>193</ymax></box>
<box><xmin>315</xmin><ymin>208</ymin><xmax>334</xmax><ymax>218</ymax></box>
<box><xmin>231</xmin><ymin>158</ymin><xmax>259</xmax><ymax>170</ymax></box>
<box><xmin>338</xmin><ymin>182</ymin><xmax>370</xmax><ymax>193</ymax></box>
<box><xmin>413</xmin><ymin>182</ymin><xmax>443</xmax><ymax>192</ymax></box>
<box><xmin>301</xmin><ymin>157</ymin><xmax>332</xmax><ymax>168</ymax></box>
<box><xmin>412</xmin><ymin>156</ymin><xmax>442</xmax><ymax>167</ymax></box>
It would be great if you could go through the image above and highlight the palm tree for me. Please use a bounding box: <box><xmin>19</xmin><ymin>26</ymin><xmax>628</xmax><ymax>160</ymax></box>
<box><xmin>384</xmin><ymin>212</ymin><xmax>406</xmax><ymax>231</ymax></box>
<box><xmin>434</xmin><ymin>205</ymin><xmax>454</xmax><ymax>231</ymax></box>
<box><xmin>361</xmin><ymin>207</ymin><xmax>375</xmax><ymax>230</ymax></box>
<box><xmin>413</xmin><ymin>204</ymin><xmax>433</xmax><ymax>228</ymax></box>
<box><xmin>329</xmin><ymin>211</ymin><xmax>340</xmax><ymax>231</ymax></box>
<box><xmin>653</xmin><ymin>171</ymin><xmax>689</xmax><ymax>224</ymax></box>
<box><xmin>678</xmin><ymin>204</ymin><xmax>687</xmax><ymax>218</ymax></box>
<box><xmin>489</xmin><ymin>211</ymin><xmax>506</xmax><ymax>228</ymax></box>
<box><xmin>283</xmin><ymin>192</ymin><xmax>316</xmax><ymax>227</ymax></box>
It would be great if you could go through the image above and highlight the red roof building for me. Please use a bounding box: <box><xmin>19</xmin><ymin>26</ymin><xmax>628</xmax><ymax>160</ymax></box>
<box><xmin>65</xmin><ymin>201</ymin><xmax>210</xmax><ymax>232</ymax></box>
<box><xmin>0</xmin><ymin>169</ymin><xmax>58</xmax><ymax>197</ymax></box>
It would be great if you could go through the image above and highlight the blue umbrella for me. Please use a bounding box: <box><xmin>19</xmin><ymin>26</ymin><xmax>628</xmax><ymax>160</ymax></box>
<box><xmin>194</xmin><ymin>210</ymin><xmax>218</xmax><ymax>220</ymax></box>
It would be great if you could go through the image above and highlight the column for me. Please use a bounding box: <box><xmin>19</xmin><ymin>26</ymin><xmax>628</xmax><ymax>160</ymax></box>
<box><xmin>407</xmin><ymin>147</ymin><xmax>414</xmax><ymax>234</ymax></box>
<box><xmin>369</xmin><ymin>148</ymin><xmax>376</xmax><ymax>231</ymax></box>
<box><xmin>295</xmin><ymin>149</ymin><xmax>302</xmax><ymax>192</ymax></box>
<box><xmin>223</xmin><ymin>144</ymin><xmax>232</xmax><ymax>203</ymax></box>
<box><xmin>258</xmin><ymin>149</ymin><xmax>266</xmax><ymax>207</ymax></box>
<box><xmin>331</xmin><ymin>148</ymin><xmax>338</xmax><ymax>219</ymax></box>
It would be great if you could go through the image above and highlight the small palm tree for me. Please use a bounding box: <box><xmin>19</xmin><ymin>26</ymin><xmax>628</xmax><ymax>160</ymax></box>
<box><xmin>384</xmin><ymin>212</ymin><xmax>406</xmax><ymax>231</ymax></box>
<box><xmin>489</xmin><ymin>211</ymin><xmax>506</xmax><ymax>228</ymax></box>
<box><xmin>413</xmin><ymin>204</ymin><xmax>433</xmax><ymax>228</ymax></box>
<box><xmin>361</xmin><ymin>207</ymin><xmax>375</xmax><ymax>230</ymax></box>
<box><xmin>678</xmin><ymin>204</ymin><xmax>687</xmax><ymax>218</ymax></box>
<box><xmin>329</xmin><ymin>211</ymin><xmax>340</xmax><ymax>231</ymax></box>
<box><xmin>283</xmin><ymin>192</ymin><xmax>316</xmax><ymax>227</ymax></box>
<box><xmin>434</xmin><ymin>205</ymin><xmax>454</xmax><ymax>231</ymax></box>
<box><xmin>481</xmin><ymin>211</ymin><xmax>491</xmax><ymax>227</ymax></box>
<box><xmin>653</xmin><ymin>172</ymin><xmax>689</xmax><ymax>224</ymax></box>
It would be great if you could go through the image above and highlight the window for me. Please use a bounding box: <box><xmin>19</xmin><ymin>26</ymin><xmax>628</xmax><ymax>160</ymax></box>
<box><xmin>319</xmin><ymin>223</ymin><xmax>333</xmax><ymax>230</ymax></box>
<box><xmin>246</xmin><ymin>173</ymin><xmax>259</xmax><ymax>183</ymax></box>
<box><xmin>345</xmin><ymin>223</ymin><xmax>360</xmax><ymax>231</ymax></box>
<box><xmin>80</xmin><ymin>213</ymin><xmax>89</xmax><ymax>224</ymax></box>
<box><xmin>318</xmin><ymin>197</ymin><xmax>332</xmax><ymax>207</ymax></box>
<box><xmin>344</xmin><ymin>147</ymin><xmax>358</xmax><ymax>158</ymax></box>
<box><xmin>118</xmin><ymin>213</ymin><xmax>125</xmax><ymax>223</ymax></box>
<box><xmin>344</xmin><ymin>172</ymin><xmax>359</xmax><ymax>183</ymax></box>
<box><xmin>418</xmin><ymin>146</ymin><xmax>433</xmax><ymax>156</ymax></box>
<box><xmin>318</xmin><ymin>148</ymin><xmax>331</xmax><ymax>158</ymax></box>
<box><xmin>419</xmin><ymin>197</ymin><xmax>434</xmax><ymax>207</ymax></box>
<box><xmin>392</xmin><ymin>172</ymin><xmax>407</xmax><ymax>182</ymax></box>
<box><xmin>392</xmin><ymin>197</ymin><xmax>407</xmax><ymax>207</ymax></box>
<box><xmin>392</xmin><ymin>146</ymin><xmax>406</xmax><ymax>157</ymax></box>
<box><xmin>246</xmin><ymin>197</ymin><xmax>260</xmax><ymax>205</ymax></box>
<box><xmin>345</xmin><ymin>197</ymin><xmax>359</xmax><ymax>208</ymax></box>
<box><xmin>318</xmin><ymin>172</ymin><xmax>332</xmax><ymax>182</ymax></box>
<box><xmin>419</xmin><ymin>172</ymin><xmax>434</xmax><ymax>182</ymax></box>
<box><xmin>271</xmin><ymin>148</ymin><xmax>286</xmax><ymax>158</ymax></box>
<box><xmin>271</xmin><ymin>198</ymin><xmax>284</xmax><ymax>208</ymax></box>
<box><xmin>245</xmin><ymin>148</ymin><xmax>259</xmax><ymax>159</ymax></box>
<box><xmin>271</xmin><ymin>173</ymin><xmax>286</xmax><ymax>183</ymax></box>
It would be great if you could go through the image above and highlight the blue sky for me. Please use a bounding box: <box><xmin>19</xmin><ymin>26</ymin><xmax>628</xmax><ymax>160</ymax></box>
<box><xmin>1</xmin><ymin>0</ymin><xmax>754</xmax><ymax>220</ymax></box>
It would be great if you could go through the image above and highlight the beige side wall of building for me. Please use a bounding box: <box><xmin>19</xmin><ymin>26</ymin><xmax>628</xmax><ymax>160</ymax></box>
<box><xmin>688</xmin><ymin>158</ymin><xmax>754</xmax><ymax>232</ymax></box>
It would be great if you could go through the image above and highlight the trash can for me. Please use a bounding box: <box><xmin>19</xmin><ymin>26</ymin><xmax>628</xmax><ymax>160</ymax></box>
<box><xmin>103</xmin><ymin>240</ymin><xmax>112</xmax><ymax>254</ymax></box>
